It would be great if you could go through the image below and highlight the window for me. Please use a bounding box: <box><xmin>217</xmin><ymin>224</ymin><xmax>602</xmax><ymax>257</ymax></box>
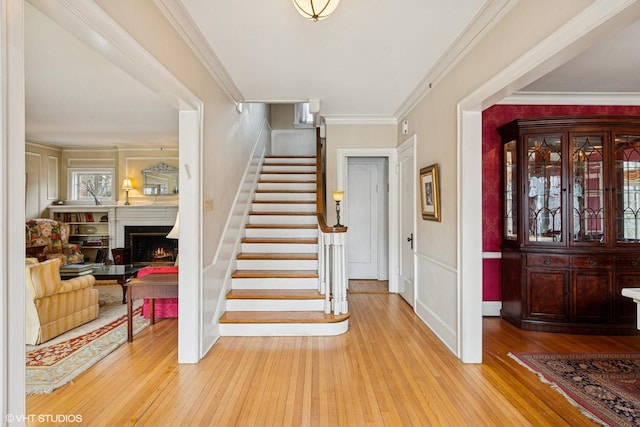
<box><xmin>68</xmin><ymin>169</ymin><xmax>115</xmax><ymax>202</ymax></box>
<box><xmin>294</xmin><ymin>102</ymin><xmax>314</xmax><ymax>128</ymax></box>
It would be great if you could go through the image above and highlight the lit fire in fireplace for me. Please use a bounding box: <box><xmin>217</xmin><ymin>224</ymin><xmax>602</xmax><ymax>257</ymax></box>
<box><xmin>152</xmin><ymin>246</ymin><xmax>174</xmax><ymax>262</ymax></box>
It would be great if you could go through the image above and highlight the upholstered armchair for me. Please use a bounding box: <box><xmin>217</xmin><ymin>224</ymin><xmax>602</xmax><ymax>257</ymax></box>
<box><xmin>25</xmin><ymin>258</ymin><xmax>99</xmax><ymax>345</ymax></box>
<box><xmin>25</xmin><ymin>219</ymin><xmax>85</xmax><ymax>265</ymax></box>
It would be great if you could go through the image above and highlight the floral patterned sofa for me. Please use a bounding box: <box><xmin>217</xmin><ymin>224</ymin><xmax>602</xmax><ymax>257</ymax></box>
<box><xmin>26</xmin><ymin>219</ymin><xmax>85</xmax><ymax>265</ymax></box>
<box><xmin>25</xmin><ymin>258</ymin><xmax>99</xmax><ymax>345</ymax></box>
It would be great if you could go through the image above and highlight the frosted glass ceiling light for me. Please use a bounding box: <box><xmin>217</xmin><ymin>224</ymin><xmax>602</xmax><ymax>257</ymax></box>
<box><xmin>293</xmin><ymin>0</ymin><xmax>340</xmax><ymax>21</ymax></box>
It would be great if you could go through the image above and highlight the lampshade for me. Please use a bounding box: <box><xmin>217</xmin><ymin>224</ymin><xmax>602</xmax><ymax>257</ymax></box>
<box><xmin>332</xmin><ymin>190</ymin><xmax>344</xmax><ymax>202</ymax></box>
<box><xmin>293</xmin><ymin>0</ymin><xmax>340</xmax><ymax>21</ymax></box>
<box><xmin>166</xmin><ymin>213</ymin><xmax>179</xmax><ymax>239</ymax></box>
<box><xmin>121</xmin><ymin>177</ymin><xmax>134</xmax><ymax>191</ymax></box>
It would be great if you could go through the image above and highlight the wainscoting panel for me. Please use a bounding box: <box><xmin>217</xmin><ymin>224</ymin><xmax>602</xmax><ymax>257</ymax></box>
<box><xmin>414</xmin><ymin>251</ymin><xmax>458</xmax><ymax>355</ymax></box>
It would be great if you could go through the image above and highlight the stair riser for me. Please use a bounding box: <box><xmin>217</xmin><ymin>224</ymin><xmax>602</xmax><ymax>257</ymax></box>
<box><xmin>219</xmin><ymin>320</ymin><xmax>349</xmax><ymax>336</ymax></box>
<box><xmin>264</xmin><ymin>158</ymin><xmax>315</xmax><ymax>164</ymax></box>
<box><xmin>261</xmin><ymin>165</ymin><xmax>315</xmax><ymax>173</ymax></box>
<box><xmin>226</xmin><ymin>299</ymin><xmax>324</xmax><ymax>311</ymax></box>
<box><xmin>231</xmin><ymin>277</ymin><xmax>318</xmax><ymax>289</ymax></box>
<box><xmin>251</xmin><ymin>203</ymin><xmax>316</xmax><ymax>212</ymax></box>
<box><xmin>260</xmin><ymin>174</ymin><xmax>316</xmax><ymax>181</ymax></box>
<box><xmin>249</xmin><ymin>215</ymin><xmax>317</xmax><ymax>225</ymax></box>
<box><xmin>258</xmin><ymin>183</ymin><xmax>316</xmax><ymax>191</ymax></box>
<box><xmin>241</xmin><ymin>243</ymin><xmax>318</xmax><ymax>253</ymax></box>
<box><xmin>245</xmin><ymin>228</ymin><xmax>318</xmax><ymax>238</ymax></box>
<box><xmin>254</xmin><ymin>192</ymin><xmax>316</xmax><ymax>201</ymax></box>
<box><xmin>236</xmin><ymin>259</ymin><xmax>318</xmax><ymax>270</ymax></box>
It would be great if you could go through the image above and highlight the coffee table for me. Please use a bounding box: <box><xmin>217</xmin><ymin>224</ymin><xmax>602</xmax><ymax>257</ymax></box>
<box><xmin>126</xmin><ymin>273</ymin><xmax>178</xmax><ymax>342</ymax></box>
<box><xmin>91</xmin><ymin>264</ymin><xmax>146</xmax><ymax>304</ymax></box>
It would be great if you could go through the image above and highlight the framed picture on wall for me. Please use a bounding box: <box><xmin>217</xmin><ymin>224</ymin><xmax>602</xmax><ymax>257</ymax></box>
<box><xmin>420</xmin><ymin>163</ymin><xmax>441</xmax><ymax>221</ymax></box>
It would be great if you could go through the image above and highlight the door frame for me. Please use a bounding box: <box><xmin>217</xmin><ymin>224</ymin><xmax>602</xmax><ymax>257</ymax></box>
<box><xmin>337</xmin><ymin>148</ymin><xmax>398</xmax><ymax>292</ymax></box>
<box><xmin>397</xmin><ymin>136</ymin><xmax>417</xmax><ymax>306</ymax></box>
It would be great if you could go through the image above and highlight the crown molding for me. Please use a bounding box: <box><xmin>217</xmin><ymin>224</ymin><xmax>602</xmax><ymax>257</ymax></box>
<box><xmin>499</xmin><ymin>91</ymin><xmax>640</xmax><ymax>105</ymax></box>
<box><xmin>155</xmin><ymin>0</ymin><xmax>244</xmax><ymax>103</ymax></box>
<box><xmin>394</xmin><ymin>0</ymin><xmax>517</xmax><ymax>119</ymax></box>
<box><xmin>322</xmin><ymin>115</ymin><xmax>397</xmax><ymax>126</ymax></box>
<box><xmin>26</xmin><ymin>140</ymin><xmax>63</xmax><ymax>152</ymax></box>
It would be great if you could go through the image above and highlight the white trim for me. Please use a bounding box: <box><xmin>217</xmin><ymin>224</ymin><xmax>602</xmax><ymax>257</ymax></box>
<box><xmin>397</xmin><ymin>136</ymin><xmax>416</xmax><ymax>307</ymax></box>
<box><xmin>501</xmin><ymin>91</ymin><xmax>640</xmax><ymax>105</ymax></box>
<box><xmin>482</xmin><ymin>251</ymin><xmax>502</xmax><ymax>259</ymax></box>
<box><xmin>154</xmin><ymin>0</ymin><xmax>243</xmax><ymax>103</ymax></box>
<box><xmin>395</xmin><ymin>0</ymin><xmax>517</xmax><ymax>119</ymax></box>
<box><xmin>457</xmin><ymin>109</ymin><xmax>484</xmax><ymax>363</ymax></box>
<box><xmin>178</xmin><ymin>108</ymin><xmax>203</xmax><ymax>363</ymax></box>
<box><xmin>25</xmin><ymin>140</ymin><xmax>62</xmax><ymax>151</ymax></box>
<box><xmin>2</xmin><ymin>0</ymin><xmax>26</xmax><ymax>417</ymax></box>
<box><xmin>47</xmin><ymin>156</ymin><xmax>59</xmax><ymax>200</ymax></box>
<box><xmin>483</xmin><ymin>301</ymin><xmax>502</xmax><ymax>317</ymax></box>
<box><xmin>336</xmin><ymin>148</ymin><xmax>399</xmax><ymax>293</ymax></box>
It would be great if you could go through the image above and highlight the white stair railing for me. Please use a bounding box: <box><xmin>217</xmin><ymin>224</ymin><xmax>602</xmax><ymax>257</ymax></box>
<box><xmin>315</xmin><ymin>127</ymin><xmax>348</xmax><ymax>316</ymax></box>
<box><xmin>318</xmin><ymin>225</ymin><xmax>348</xmax><ymax>315</ymax></box>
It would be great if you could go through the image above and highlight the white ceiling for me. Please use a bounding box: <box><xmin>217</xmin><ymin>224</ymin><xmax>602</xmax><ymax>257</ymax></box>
<box><xmin>24</xmin><ymin>1</ymin><xmax>640</xmax><ymax>148</ymax></box>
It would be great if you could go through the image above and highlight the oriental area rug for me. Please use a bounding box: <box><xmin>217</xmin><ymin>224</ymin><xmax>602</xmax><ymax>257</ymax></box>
<box><xmin>26</xmin><ymin>285</ymin><xmax>149</xmax><ymax>394</ymax></box>
<box><xmin>510</xmin><ymin>352</ymin><xmax>640</xmax><ymax>427</ymax></box>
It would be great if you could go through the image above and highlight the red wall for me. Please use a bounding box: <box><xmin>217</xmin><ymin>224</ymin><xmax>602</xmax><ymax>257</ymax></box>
<box><xmin>482</xmin><ymin>105</ymin><xmax>640</xmax><ymax>301</ymax></box>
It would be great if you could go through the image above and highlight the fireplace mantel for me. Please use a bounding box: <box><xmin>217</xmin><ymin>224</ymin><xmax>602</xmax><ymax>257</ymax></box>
<box><xmin>113</xmin><ymin>205</ymin><xmax>178</xmax><ymax>249</ymax></box>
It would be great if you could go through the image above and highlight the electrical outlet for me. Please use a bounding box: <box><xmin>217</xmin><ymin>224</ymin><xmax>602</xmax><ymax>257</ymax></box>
<box><xmin>204</xmin><ymin>198</ymin><xmax>214</xmax><ymax>211</ymax></box>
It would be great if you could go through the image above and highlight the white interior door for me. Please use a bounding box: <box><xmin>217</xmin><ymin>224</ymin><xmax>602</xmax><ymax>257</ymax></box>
<box><xmin>347</xmin><ymin>158</ymin><xmax>388</xmax><ymax>279</ymax></box>
<box><xmin>398</xmin><ymin>139</ymin><xmax>415</xmax><ymax>306</ymax></box>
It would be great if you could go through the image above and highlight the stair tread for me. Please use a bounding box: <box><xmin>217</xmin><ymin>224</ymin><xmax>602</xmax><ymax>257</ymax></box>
<box><xmin>260</xmin><ymin>171</ymin><xmax>315</xmax><ymax>174</ymax></box>
<box><xmin>219</xmin><ymin>311</ymin><xmax>350</xmax><ymax>324</ymax></box>
<box><xmin>252</xmin><ymin>200</ymin><xmax>316</xmax><ymax>204</ymax></box>
<box><xmin>265</xmin><ymin>155</ymin><xmax>316</xmax><ymax>158</ymax></box>
<box><xmin>263</xmin><ymin>162</ymin><xmax>316</xmax><ymax>167</ymax></box>
<box><xmin>237</xmin><ymin>253</ymin><xmax>317</xmax><ymax>260</ymax></box>
<box><xmin>242</xmin><ymin>237</ymin><xmax>317</xmax><ymax>244</ymax></box>
<box><xmin>245</xmin><ymin>224</ymin><xmax>317</xmax><ymax>229</ymax></box>
<box><xmin>255</xmin><ymin>190</ymin><xmax>316</xmax><ymax>193</ymax></box>
<box><xmin>227</xmin><ymin>289</ymin><xmax>323</xmax><ymax>299</ymax></box>
<box><xmin>249</xmin><ymin>211</ymin><xmax>316</xmax><ymax>216</ymax></box>
<box><xmin>232</xmin><ymin>270</ymin><xmax>318</xmax><ymax>278</ymax></box>
<box><xmin>258</xmin><ymin>180</ymin><xmax>316</xmax><ymax>183</ymax></box>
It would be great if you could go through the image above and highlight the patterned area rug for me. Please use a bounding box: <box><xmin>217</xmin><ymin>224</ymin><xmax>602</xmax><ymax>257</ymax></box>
<box><xmin>26</xmin><ymin>286</ymin><xmax>149</xmax><ymax>394</ymax></box>
<box><xmin>510</xmin><ymin>352</ymin><xmax>640</xmax><ymax>427</ymax></box>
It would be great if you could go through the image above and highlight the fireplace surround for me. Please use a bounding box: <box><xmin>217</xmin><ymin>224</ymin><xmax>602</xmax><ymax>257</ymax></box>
<box><xmin>124</xmin><ymin>225</ymin><xmax>177</xmax><ymax>264</ymax></box>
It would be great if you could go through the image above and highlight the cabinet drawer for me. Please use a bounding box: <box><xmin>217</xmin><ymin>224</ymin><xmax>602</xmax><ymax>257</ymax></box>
<box><xmin>527</xmin><ymin>254</ymin><xmax>569</xmax><ymax>268</ymax></box>
<box><xmin>615</xmin><ymin>257</ymin><xmax>640</xmax><ymax>269</ymax></box>
<box><xmin>571</xmin><ymin>256</ymin><xmax>613</xmax><ymax>269</ymax></box>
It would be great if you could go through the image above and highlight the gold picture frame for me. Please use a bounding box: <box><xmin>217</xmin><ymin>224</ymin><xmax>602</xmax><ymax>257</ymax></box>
<box><xmin>419</xmin><ymin>163</ymin><xmax>441</xmax><ymax>221</ymax></box>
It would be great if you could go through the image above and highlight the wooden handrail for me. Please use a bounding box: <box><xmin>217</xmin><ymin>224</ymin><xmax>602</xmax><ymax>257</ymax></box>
<box><xmin>315</xmin><ymin>126</ymin><xmax>347</xmax><ymax>234</ymax></box>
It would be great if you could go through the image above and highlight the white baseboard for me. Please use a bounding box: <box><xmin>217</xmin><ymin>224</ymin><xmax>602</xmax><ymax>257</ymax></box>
<box><xmin>482</xmin><ymin>301</ymin><xmax>502</xmax><ymax>317</ymax></box>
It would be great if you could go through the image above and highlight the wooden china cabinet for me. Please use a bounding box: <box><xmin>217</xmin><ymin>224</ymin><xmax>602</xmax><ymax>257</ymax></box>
<box><xmin>498</xmin><ymin>116</ymin><xmax>640</xmax><ymax>335</ymax></box>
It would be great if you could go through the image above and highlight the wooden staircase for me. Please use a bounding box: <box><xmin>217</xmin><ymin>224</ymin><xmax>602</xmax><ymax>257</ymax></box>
<box><xmin>219</xmin><ymin>155</ymin><xmax>350</xmax><ymax>336</ymax></box>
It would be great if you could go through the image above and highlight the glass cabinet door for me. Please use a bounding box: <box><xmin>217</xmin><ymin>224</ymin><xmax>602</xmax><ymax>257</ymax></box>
<box><xmin>572</xmin><ymin>135</ymin><xmax>605</xmax><ymax>243</ymax></box>
<box><xmin>504</xmin><ymin>140</ymin><xmax>517</xmax><ymax>240</ymax></box>
<box><xmin>615</xmin><ymin>134</ymin><xmax>640</xmax><ymax>243</ymax></box>
<box><xmin>526</xmin><ymin>135</ymin><xmax>563</xmax><ymax>243</ymax></box>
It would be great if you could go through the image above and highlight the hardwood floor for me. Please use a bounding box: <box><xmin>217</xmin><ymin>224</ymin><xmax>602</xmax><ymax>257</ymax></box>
<box><xmin>27</xmin><ymin>285</ymin><xmax>640</xmax><ymax>426</ymax></box>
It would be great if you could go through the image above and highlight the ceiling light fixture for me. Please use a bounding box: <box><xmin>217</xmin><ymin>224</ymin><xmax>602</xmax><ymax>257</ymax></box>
<box><xmin>293</xmin><ymin>0</ymin><xmax>340</xmax><ymax>21</ymax></box>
